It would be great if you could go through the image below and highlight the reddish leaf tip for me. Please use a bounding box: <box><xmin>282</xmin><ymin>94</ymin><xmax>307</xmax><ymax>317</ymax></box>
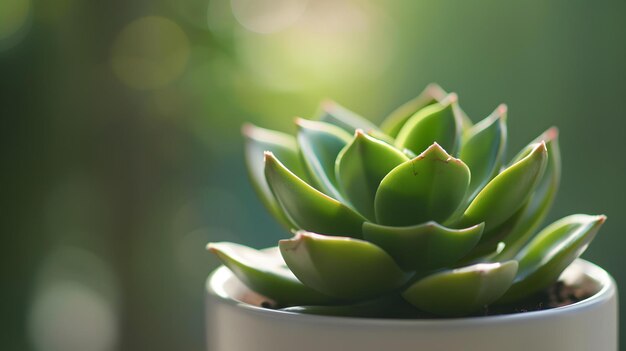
<box><xmin>545</xmin><ymin>127</ymin><xmax>559</xmax><ymax>141</ymax></box>
<box><xmin>241</xmin><ymin>123</ymin><xmax>257</xmax><ymax>137</ymax></box>
<box><xmin>445</xmin><ymin>93</ymin><xmax>459</xmax><ymax>104</ymax></box>
<box><xmin>321</xmin><ymin>99</ymin><xmax>337</xmax><ymax>111</ymax></box>
<box><xmin>425</xmin><ymin>83</ymin><xmax>447</xmax><ymax>99</ymax></box>
<box><xmin>497</xmin><ymin>103</ymin><xmax>508</xmax><ymax>116</ymax></box>
<box><xmin>421</xmin><ymin>142</ymin><xmax>448</xmax><ymax>156</ymax></box>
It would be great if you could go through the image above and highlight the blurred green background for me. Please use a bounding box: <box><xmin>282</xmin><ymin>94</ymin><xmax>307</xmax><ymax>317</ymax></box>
<box><xmin>2</xmin><ymin>0</ymin><xmax>625</xmax><ymax>350</ymax></box>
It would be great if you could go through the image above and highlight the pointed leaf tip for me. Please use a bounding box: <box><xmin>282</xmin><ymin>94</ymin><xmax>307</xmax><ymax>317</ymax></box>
<box><xmin>538</xmin><ymin>140</ymin><xmax>547</xmax><ymax>152</ymax></box>
<box><xmin>241</xmin><ymin>123</ymin><xmax>254</xmax><ymax>137</ymax></box>
<box><xmin>424</xmin><ymin>141</ymin><xmax>448</xmax><ymax>156</ymax></box>
<box><xmin>497</xmin><ymin>103</ymin><xmax>508</xmax><ymax>116</ymax></box>
<box><xmin>293</xmin><ymin>116</ymin><xmax>306</xmax><ymax>126</ymax></box>
<box><xmin>425</xmin><ymin>83</ymin><xmax>447</xmax><ymax>96</ymax></box>
<box><xmin>444</xmin><ymin>92</ymin><xmax>458</xmax><ymax>104</ymax></box>
<box><xmin>546</xmin><ymin>127</ymin><xmax>559</xmax><ymax>140</ymax></box>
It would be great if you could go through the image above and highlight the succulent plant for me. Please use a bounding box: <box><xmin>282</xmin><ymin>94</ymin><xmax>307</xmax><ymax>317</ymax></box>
<box><xmin>208</xmin><ymin>84</ymin><xmax>606</xmax><ymax>317</ymax></box>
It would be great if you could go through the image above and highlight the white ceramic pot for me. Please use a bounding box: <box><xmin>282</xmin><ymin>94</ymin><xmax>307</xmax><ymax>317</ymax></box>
<box><xmin>206</xmin><ymin>259</ymin><xmax>618</xmax><ymax>351</ymax></box>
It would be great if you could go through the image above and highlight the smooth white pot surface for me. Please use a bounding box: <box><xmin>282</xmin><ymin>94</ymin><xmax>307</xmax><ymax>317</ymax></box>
<box><xmin>206</xmin><ymin>259</ymin><xmax>618</xmax><ymax>351</ymax></box>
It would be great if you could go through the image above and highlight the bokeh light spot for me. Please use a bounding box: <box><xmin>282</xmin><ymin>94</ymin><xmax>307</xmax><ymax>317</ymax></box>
<box><xmin>233</xmin><ymin>0</ymin><xmax>396</xmax><ymax>91</ymax></box>
<box><xmin>230</xmin><ymin>0</ymin><xmax>308</xmax><ymax>34</ymax></box>
<box><xmin>29</xmin><ymin>282</ymin><xmax>118</xmax><ymax>351</ymax></box>
<box><xmin>111</xmin><ymin>16</ymin><xmax>190</xmax><ymax>90</ymax></box>
<box><xmin>28</xmin><ymin>247</ymin><xmax>119</xmax><ymax>351</ymax></box>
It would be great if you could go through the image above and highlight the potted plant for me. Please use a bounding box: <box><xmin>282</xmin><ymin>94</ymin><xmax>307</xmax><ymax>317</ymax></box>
<box><xmin>205</xmin><ymin>84</ymin><xmax>618</xmax><ymax>351</ymax></box>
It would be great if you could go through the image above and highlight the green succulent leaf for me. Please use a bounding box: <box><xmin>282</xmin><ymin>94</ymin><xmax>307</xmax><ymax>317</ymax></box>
<box><xmin>499</xmin><ymin>214</ymin><xmax>606</xmax><ymax>303</ymax></box>
<box><xmin>394</xmin><ymin>94</ymin><xmax>462</xmax><ymax>155</ymax></box>
<box><xmin>458</xmin><ymin>142</ymin><xmax>548</xmax><ymax>234</ymax></box>
<box><xmin>459</xmin><ymin>104</ymin><xmax>507</xmax><ymax>200</ymax></box>
<box><xmin>402</xmin><ymin>261</ymin><xmax>518</xmax><ymax>316</ymax></box>
<box><xmin>296</xmin><ymin>118</ymin><xmax>352</xmax><ymax>201</ymax></box>
<box><xmin>375</xmin><ymin>143</ymin><xmax>470</xmax><ymax>226</ymax></box>
<box><xmin>242</xmin><ymin>124</ymin><xmax>307</xmax><ymax>230</ymax></box>
<box><xmin>495</xmin><ymin>128</ymin><xmax>561</xmax><ymax>260</ymax></box>
<box><xmin>336</xmin><ymin>130</ymin><xmax>409</xmax><ymax>220</ymax></box>
<box><xmin>317</xmin><ymin>100</ymin><xmax>378</xmax><ymax>133</ymax></box>
<box><xmin>460</xmin><ymin>204</ymin><xmax>527</xmax><ymax>263</ymax></box>
<box><xmin>264</xmin><ymin>153</ymin><xmax>366</xmax><ymax>238</ymax></box>
<box><xmin>362</xmin><ymin>221</ymin><xmax>484</xmax><ymax>271</ymax></box>
<box><xmin>380</xmin><ymin>83</ymin><xmax>447</xmax><ymax>137</ymax></box>
<box><xmin>279</xmin><ymin>232</ymin><xmax>409</xmax><ymax>300</ymax></box>
<box><xmin>208</xmin><ymin>243</ymin><xmax>335</xmax><ymax>305</ymax></box>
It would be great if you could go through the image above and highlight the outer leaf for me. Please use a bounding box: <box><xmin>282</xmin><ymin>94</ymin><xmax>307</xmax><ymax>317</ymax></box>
<box><xmin>279</xmin><ymin>232</ymin><xmax>408</xmax><ymax>300</ymax></box>
<box><xmin>317</xmin><ymin>100</ymin><xmax>378</xmax><ymax>133</ymax></box>
<box><xmin>458</xmin><ymin>142</ymin><xmax>548</xmax><ymax>233</ymax></box>
<box><xmin>375</xmin><ymin>143</ymin><xmax>470</xmax><ymax>226</ymax></box>
<box><xmin>362</xmin><ymin>221</ymin><xmax>484</xmax><ymax>271</ymax></box>
<box><xmin>243</xmin><ymin>124</ymin><xmax>307</xmax><ymax>229</ymax></box>
<box><xmin>207</xmin><ymin>243</ymin><xmax>335</xmax><ymax>305</ymax></box>
<box><xmin>459</xmin><ymin>104</ymin><xmax>507</xmax><ymax>200</ymax></box>
<box><xmin>296</xmin><ymin>118</ymin><xmax>352</xmax><ymax>201</ymax></box>
<box><xmin>495</xmin><ymin>128</ymin><xmax>561</xmax><ymax>260</ymax></box>
<box><xmin>498</xmin><ymin>214</ymin><xmax>606</xmax><ymax>303</ymax></box>
<box><xmin>402</xmin><ymin>261</ymin><xmax>518</xmax><ymax>316</ymax></box>
<box><xmin>264</xmin><ymin>153</ymin><xmax>366</xmax><ymax>238</ymax></box>
<box><xmin>380</xmin><ymin>83</ymin><xmax>447</xmax><ymax>137</ymax></box>
<box><xmin>395</xmin><ymin>94</ymin><xmax>462</xmax><ymax>155</ymax></box>
<box><xmin>335</xmin><ymin>130</ymin><xmax>409</xmax><ymax>220</ymax></box>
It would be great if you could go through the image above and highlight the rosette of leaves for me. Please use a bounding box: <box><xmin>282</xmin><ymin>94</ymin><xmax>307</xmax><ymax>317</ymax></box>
<box><xmin>208</xmin><ymin>84</ymin><xmax>606</xmax><ymax>317</ymax></box>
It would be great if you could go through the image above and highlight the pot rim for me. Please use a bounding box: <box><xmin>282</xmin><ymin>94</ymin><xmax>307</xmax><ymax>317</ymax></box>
<box><xmin>206</xmin><ymin>259</ymin><xmax>616</xmax><ymax>326</ymax></box>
